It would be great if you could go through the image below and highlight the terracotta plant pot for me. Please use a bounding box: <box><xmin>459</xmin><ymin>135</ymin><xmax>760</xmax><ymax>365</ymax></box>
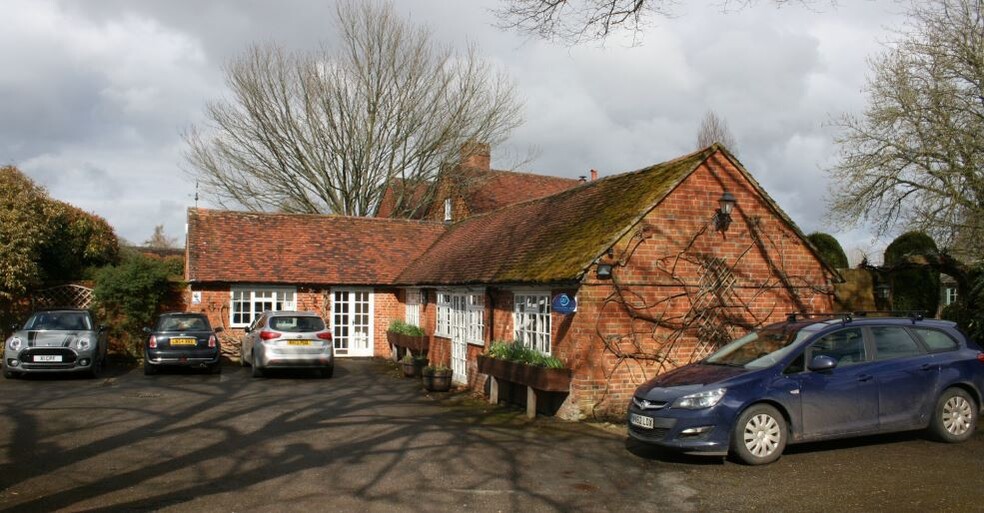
<box><xmin>476</xmin><ymin>355</ymin><xmax>572</xmax><ymax>392</ymax></box>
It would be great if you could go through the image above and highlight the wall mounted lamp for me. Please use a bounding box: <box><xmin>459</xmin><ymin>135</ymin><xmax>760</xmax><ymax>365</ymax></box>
<box><xmin>596</xmin><ymin>263</ymin><xmax>613</xmax><ymax>280</ymax></box>
<box><xmin>714</xmin><ymin>191</ymin><xmax>737</xmax><ymax>232</ymax></box>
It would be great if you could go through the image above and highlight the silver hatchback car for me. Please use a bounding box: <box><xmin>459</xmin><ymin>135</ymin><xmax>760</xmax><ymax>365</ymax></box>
<box><xmin>241</xmin><ymin>311</ymin><xmax>334</xmax><ymax>378</ymax></box>
<box><xmin>4</xmin><ymin>309</ymin><xmax>108</xmax><ymax>378</ymax></box>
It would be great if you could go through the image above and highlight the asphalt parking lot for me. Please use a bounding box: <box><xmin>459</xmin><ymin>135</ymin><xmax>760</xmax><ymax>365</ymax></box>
<box><xmin>0</xmin><ymin>359</ymin><xmax>981</xmax><ymax>513</ymax></box>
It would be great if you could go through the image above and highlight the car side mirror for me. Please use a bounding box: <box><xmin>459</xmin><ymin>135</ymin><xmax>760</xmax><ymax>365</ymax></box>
<box><xmin>142</xmin><ymin>326</ymin><xmax>151</xmax><ymax>334</ymax></box>
<box><xmin>99</xmin><ymin>324</ymin><xmax>107</xmax><ymax>332</ymax></box>
<box><xmin>808</xmin><ymin>355</ymin><xmax>838</xmax><ymax>372</ymax></box>
<box><xmin>214</xmin><ymin>327</ymin><xmax>224</xmax><ymax>333</ymax></box>
<box><xmin>243</xmin><ymin>326</ymin><xmax>250</xmax><ymax>334</ymax></box>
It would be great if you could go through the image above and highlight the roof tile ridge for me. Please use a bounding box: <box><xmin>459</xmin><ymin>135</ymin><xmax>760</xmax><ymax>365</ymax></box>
<box><xmin>189</xmin><ymin>208</ymin><xmax>445</xmax><ymax>227</ymax></box>
<box><xmin>445</xmin><ymin>147</ymin><xmax>715</xmax><ymax>227</ymax></box>
<box><xmin>486</xmin><ymin>168</ymin><xmax>581</xmax><ymax>182</ymax></box>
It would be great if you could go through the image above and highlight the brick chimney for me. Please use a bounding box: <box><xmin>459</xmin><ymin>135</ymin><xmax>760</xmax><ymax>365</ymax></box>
<box><xmin>460</xmin><ymin>141</ymin><xmax>491</xmax><ymax>170</ymax></box>
<box><xmin>590</xmin><ymin>169</ymin><xmax>598</xmax><ymax>181</ymax></box>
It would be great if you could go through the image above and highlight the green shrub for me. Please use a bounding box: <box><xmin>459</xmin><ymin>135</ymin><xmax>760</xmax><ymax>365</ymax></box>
<box><xmin>807</xmin><ymin>232</ymin><xmax>849</xmax><ymax>269</ymax></box>
<box><xmin>486</xmin><ymin>340</ymin><xmax>566</xmax><ymax>368</ymax></box>
<box><xmin>884</xmin><ymin>231</ymin><xmax>940</xmax><ymax>314</ymax></box>
<box><xmin>388</xmin><ymin>319</ymin><xmax>425</xmax><ymax>336</ymax></box>
<box><xmin>942</xmin><ymin>263</ymin><xmax>984</xmax><ymax>344</ymax></box>
<box><xmin>94</xmin><ymin>253</ymin><xmax>181</xmax><ymax>357</ymax></box>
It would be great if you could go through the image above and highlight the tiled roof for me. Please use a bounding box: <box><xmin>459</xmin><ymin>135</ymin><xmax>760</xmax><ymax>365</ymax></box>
<box><xmin>396</xmin><ymin>147</ymin><xmax>717</xmax><ymax>285</ymax></box>
<box><xmin>374</xmin><ymin>168</ymin><xmax>580</xmax><ymax>219</ymax></box>
<box><xmin>187</xmin><ymin>209</ymin><xmax>446</xmax><ymax>285</ymax></box>
<box><xmin>463</xmin><ymin>169</ymin><xmax>581</xmax><ymax>215</ymax></box>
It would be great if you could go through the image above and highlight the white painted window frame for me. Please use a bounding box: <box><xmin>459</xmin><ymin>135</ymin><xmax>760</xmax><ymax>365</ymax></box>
<box><xmin>330</xmin><ymin>287</ymin><xmax>375</xmax><ymax>357</ymax></box>
<box><xmin>436</xmin><ymin>290</ymin><xmax>453</xmax><ymax>337</ymax></box>
<box><xmin>405</xmin><ymin>288</ymin><xmax>422</xmax><ymax>327</ymax></box>
<box><xmin>436</xmin><ymin>288</ymin><xmax>485</xmax><ymax>345</ymax></box>
<box><xmin>513</xmin><ymin>290</ymin><xmax>552</xmax><ymax>355</ymax></box>
<box><xmin>229</xmin><ymin>286</ymin><xmax>296</xmax><ymax>328</ymax></box>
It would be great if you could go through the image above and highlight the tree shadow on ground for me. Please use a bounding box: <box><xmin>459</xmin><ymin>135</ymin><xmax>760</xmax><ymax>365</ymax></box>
<box><xmin>0</xmin><ymin>359</ymin><xmax>673</xmax><ymax>513</ymax></box>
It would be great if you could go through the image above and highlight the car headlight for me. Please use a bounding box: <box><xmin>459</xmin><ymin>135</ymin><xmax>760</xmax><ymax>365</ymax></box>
<box><xmin>7</xmin><ymin>337</ymin><xmax>22</xmax><ymax>351</ymax></box>
<box><xmin>77</xmin><ymin>337</ymin><xmax>91</xmax><ymax>351</ymax></box>
<box><xmin>673</xmin><ymin>388</ymin><xmax>727</xmax><ymax>409</ymax></box>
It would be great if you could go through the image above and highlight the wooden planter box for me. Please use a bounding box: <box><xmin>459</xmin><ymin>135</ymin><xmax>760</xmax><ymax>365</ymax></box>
<box><xmin>476</xmin><ymin>355</ymin><xmax>572</xmax><ymax>392</ymax></box>
<box><xmin>387</xmin><ymin>331</ymin><xmax>430</xmax><ymax>354</ymax></box>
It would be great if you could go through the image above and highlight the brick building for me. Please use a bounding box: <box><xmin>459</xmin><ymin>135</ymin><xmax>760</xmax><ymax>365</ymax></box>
<box><xmin>185</xmin><ymin>144</ymin><xmax>838</xmax><ymax>419</ymax></box>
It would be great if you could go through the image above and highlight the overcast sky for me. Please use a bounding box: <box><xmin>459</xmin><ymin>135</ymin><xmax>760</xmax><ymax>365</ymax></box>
<box><xmin>0</xmin><ymin>0</ymin><xmax>906</xmax><ymax>262</ymax></box>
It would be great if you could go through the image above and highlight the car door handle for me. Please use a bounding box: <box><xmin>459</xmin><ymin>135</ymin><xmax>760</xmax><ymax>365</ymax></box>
<box><xmin>920</xmin><ymin>364</ymin><xmax>933</xmax><ymax>371</ymax></box>
<box><xmin>857</xmin><ymin>374</ymin><xmax>873</xmax><ymax>382</ymax></box>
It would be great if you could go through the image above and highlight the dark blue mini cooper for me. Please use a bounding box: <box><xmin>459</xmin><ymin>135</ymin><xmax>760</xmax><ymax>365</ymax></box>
<box><xmin>628</xmin><ymin>315</ymin><xmax>984</xmax><ymax>465</ymax></box>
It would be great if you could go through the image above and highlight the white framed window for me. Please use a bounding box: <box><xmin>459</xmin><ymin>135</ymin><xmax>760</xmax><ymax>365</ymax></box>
<box><xmin>945</xmin><ymin>287</ymin><xmax>958</xmax><ymax>306</ymax></box>
<box><xmin>466</xmin><ymin>293</ymin><xmax>484</xmax><ymax>345</ymax></box>
<box><xmin>405</xmin><ymin>288</ymin><xmax>422</xmax><ymax>327</ymax></box>
<box><xmin>230</xmin><ymin>287</ymin><xmax>296</xmax><ymax>328</ymax></box>
<box><xmin>514</xmin><ymin>291</ymin><xmax>552</xmax><ymax>355</ymax></box>
<box><xmin>436</xmin><ymin>291</ymin><xmax>452</xmax><ymax>337</ymax></box>
<box><xmin>435</xmin><ymin>289</ymin><xmax>484</xmax><ymax>345</ymax></box>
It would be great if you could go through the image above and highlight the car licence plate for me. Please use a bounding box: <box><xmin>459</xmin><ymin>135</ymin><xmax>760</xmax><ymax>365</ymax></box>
<box><xmin>630</xmin><ymin>413</ymin><xmax>655</xmax><ymax>429</ymax></box>
<box><xmin>288</xmin><ymin>340</ymin><xmax>311</xmax><ymax>346</ymax></box>
<box><xmin>34</xmin><ymin>355</ymin><xmax>63</xmax><ymax>363</ymax></box>
<box><xmin>170</xmin><ymin>338</ymin><xmax>197</xmax><ymax>346</ymax></box>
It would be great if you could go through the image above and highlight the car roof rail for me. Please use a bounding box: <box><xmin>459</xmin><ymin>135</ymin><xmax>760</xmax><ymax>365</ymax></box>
<box><xmin>785</xmin><ymin>312</ymin><xmax>851</xmax><ymax>323</ymax></box>
<box><xmin>851</xmin><ymin>310</ymin><xmax>926</xmax><ymax>321</ymax></box>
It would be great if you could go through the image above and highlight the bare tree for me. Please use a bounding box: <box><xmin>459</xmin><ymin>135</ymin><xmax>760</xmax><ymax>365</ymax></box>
<box><xmin>186</xmin><ymin>1</ymin><xmax>523</xmax><ymax>218</ymax></box>
<box><xmin>696</xmin><ymin>110</ymin><xmax>737</xmax><ymax>151</ymax></box>
<box><xmin>144</xmin><ymin>225</ymin><xmax>178</xmax><ymax>249</ymax></box>
<box><xmin>495</xmin><ymin>0</ymin><xmax>828</xmax><ymax>44</ymax></box>
<box><xmin>827</xmin><ymin>0</ymin><xmax>984</xmax><ymax>258</ymax></box>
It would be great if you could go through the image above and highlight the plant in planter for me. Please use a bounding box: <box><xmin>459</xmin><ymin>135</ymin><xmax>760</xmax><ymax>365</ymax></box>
<box><xmin>477</xmin><ymin>340</ymin><xmax>572</xmax><ymax>392</ymax></box>
<box><xmin>399</xmin><ymin>352</ymin><xmax>429</xmax><ymax>378</ymax></box>
<box><xmin>421</xmin><ymin>364</ymin><xmax>453</xmax><ymax>392</ymax></box>
<box><xmin>387</xmin><ymin>320</ymin><xmax>429</xmax><ymax>358</ymax></box>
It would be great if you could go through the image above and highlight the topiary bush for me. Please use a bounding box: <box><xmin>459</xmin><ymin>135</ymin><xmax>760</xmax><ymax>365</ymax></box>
<box><xmin>807</xmin><ymin>232</ymin><xmax>849</xmax><ymax>269</ymax></box>
<box><xmin>884</xmin><ymin>231</ymin><xmax>940</xmax><ymax>314</ymax></box>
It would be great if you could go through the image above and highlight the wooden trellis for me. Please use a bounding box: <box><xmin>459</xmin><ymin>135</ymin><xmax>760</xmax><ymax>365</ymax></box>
<box><xmin>32</xmin><ymin>284</ymin><xmax>94</xmax><ymax>310</ymax></box>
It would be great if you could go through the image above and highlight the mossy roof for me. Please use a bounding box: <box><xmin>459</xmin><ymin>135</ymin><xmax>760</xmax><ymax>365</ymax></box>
<box><xmin>395</xmin><ymin>146</ymin><xmax>718</xmax><ymax>286</ymax></box>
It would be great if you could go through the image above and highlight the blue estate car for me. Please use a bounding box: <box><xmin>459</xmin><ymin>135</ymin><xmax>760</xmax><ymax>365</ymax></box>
<box><xmin>628</xmin><ymin>314</ymin><xmax>984</xmax><ymax>465</ymax></box>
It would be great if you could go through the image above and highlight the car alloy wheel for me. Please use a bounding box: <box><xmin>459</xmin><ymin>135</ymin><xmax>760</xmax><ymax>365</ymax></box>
<box><xmin>743</xmin><ymin>413</ymin><xmax>782</xmax><ymax>458</ymax></box>
<box><xmin>942</xmin><ymin>395</ymin><xmax>974</xmax><ymax>436</ymax></box>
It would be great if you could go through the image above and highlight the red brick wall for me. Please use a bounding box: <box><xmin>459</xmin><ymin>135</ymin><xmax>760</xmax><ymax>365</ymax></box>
<box><xmin>184</xmin><ymin>284</ymin><xmax>404</xmax><ymax>359</ymax></box>
<box><xmin>412</xmin><ymin>154</ymin><xmax>835</xmax><ymax>419</ymax></box>
<box><xmin>556</xmin><ymin>153</ymin><xmax>835</xmax><ymax>417</ymax></box>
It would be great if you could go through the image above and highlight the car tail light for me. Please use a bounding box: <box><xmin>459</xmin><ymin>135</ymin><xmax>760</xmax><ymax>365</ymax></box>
<box><xmin>148</xmin><ymin>335</ymin><xmax>157</xmax><ymax>349</ymax></box>
<box><xmin>259</xmin><ymin>330</ymin><xmax>281</xmax><ymax>341</ymax></box>
<box><xmin>316</xmin><ymin>331</ymin><xmax>332</xmax><ymax>341</ymax></box>
<box><xmin>208</xmin><ymin>335</ymin><xmax>217</xmax><ymax>348</ymax></box>
<box><xmin>977</xmin><ymin>352</ymin><xmax>984</xmax><ymax>363</ymax></box>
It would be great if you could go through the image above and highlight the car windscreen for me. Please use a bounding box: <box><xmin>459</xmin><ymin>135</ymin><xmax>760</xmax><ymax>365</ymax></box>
<box><xmin>156</xmin><ymin>315</ymin><xmax>211</xmax><ymax>332</ymax></box>
<box><xmin>24</xmin><ymin>311</ymin><xmax>92</xmax><ymax>331</ymax></box>
<box><xmin>704</xmin><ymin>327</ymin><xmax>811</xmax><ymax>369</ymax></box>
<box><xmin>269</xmin><ymin>316</ymin><xmax>325</xmax><ymax>333</ymax></box>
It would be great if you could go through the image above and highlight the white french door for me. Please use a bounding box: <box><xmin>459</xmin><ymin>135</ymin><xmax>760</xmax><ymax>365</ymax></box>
<box><xmin>331</xmin><ymin>288</ymin><xmax>374</xmax><ymax>357</ymax></box>
<box><xmin>450</xmin><ymin>294</ymin><xmax>468</xmax><ymax>385</ymax></box>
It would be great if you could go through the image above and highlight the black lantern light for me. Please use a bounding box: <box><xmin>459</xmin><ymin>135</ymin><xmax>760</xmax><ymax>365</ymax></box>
<box><xmin>714</xmin><ymin>191</ymin><xmax>737</xmax><ymax>232</ymax></box>
<box><xmin>596</xmin><ymin>263</ymin><xmax>613</xmax><ymax>279</ymax></box>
